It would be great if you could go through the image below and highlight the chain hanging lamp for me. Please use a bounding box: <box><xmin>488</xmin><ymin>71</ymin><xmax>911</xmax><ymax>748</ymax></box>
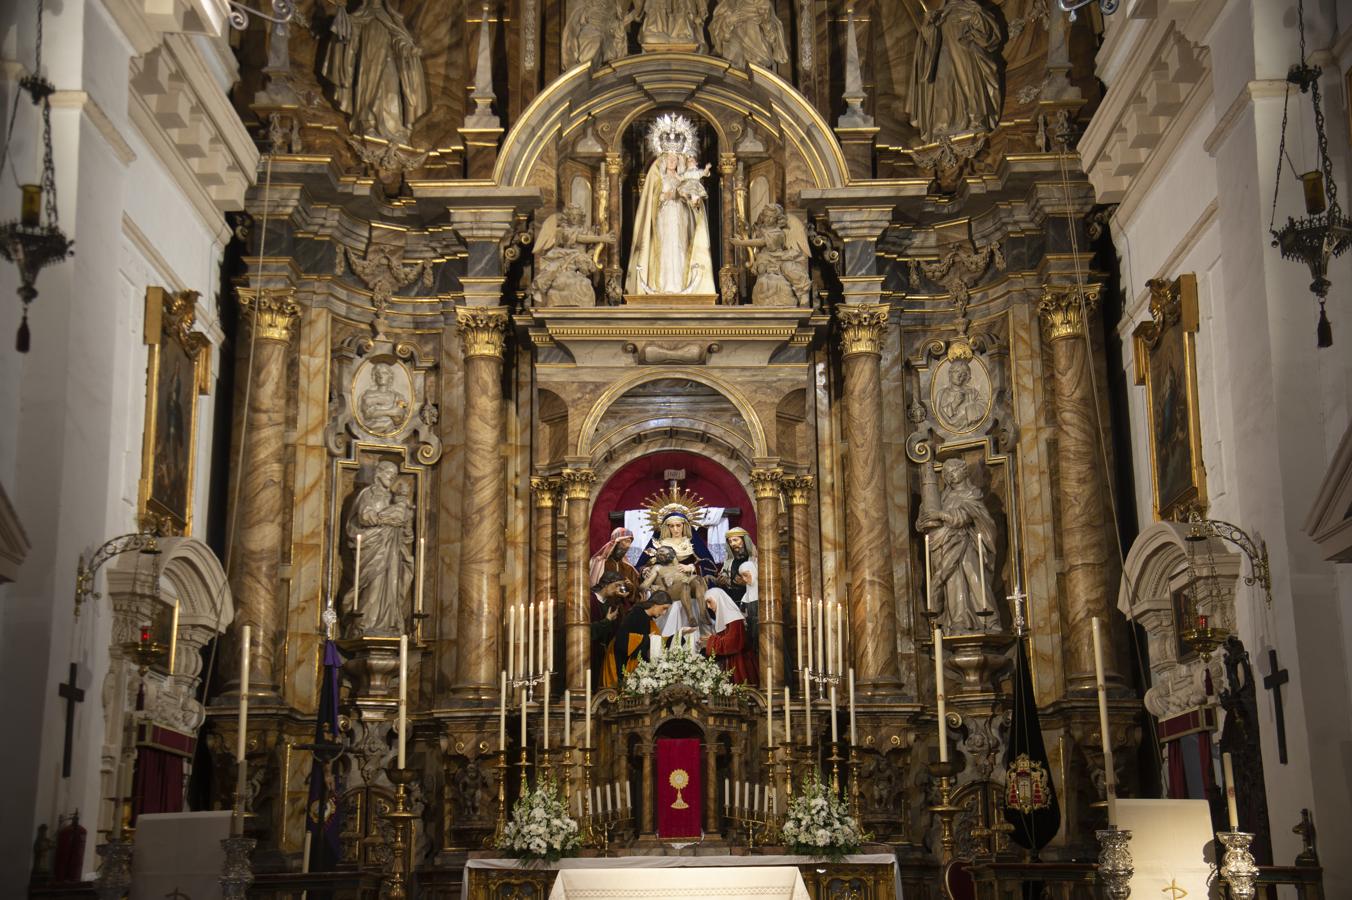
<box><xmin>0</xmin><ymin>0</ymin><xmax>74</xmax><ymax>353</ymax></box>
<box><xmin>1269</xmin><ymin>0</ymin><xmax>1349</xmax><ymax>348</ymax></box>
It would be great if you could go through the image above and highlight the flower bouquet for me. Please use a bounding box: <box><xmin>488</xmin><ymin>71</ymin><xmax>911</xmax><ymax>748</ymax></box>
<box><xmin>620</xmin><ymin>643</ymin><xmax>739</xmax><ymax>699</ymax></box>
<box><xmin>780</xmin><ymin>771</ymin><xmax>863</xmax><ymax>861</ymax></box>
<box><xmin>496</xmin><ymin>779</ymin><xmax>581</xmax><ymax>862</ymax></box>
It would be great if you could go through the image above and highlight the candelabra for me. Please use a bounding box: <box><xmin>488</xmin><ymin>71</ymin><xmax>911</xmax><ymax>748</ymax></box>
<box><xmin>926</xmin><ymin>760</ymin><xmax>959</xmax><ymax>864</ymax></box>
<box><xmin>94</xmin><ymin>837</ymin><xmax>134</xmax><ymax>900</ymax></box>
<box><xmin>219</xmin><ymin>832</ymin><xmax>256</xmax><ymax>900</ymax></box>
<box><xmin>380</xmin><ymin>767</ymin><xmax>418</xmax><ymax>900</ymax></box>
<box><xmin>827</xmin><ymin>741</ymin><xmax>845</xmax><ymax>795</ymax></box>
<box><xmin>1095</xmin><ymin>826</ymin><xmax>1134</xmax><ymax>900</ymax></box>
<box><xmin>1217</xmin><ymin>831</ymin><xmax>1259</xmax><ymax>900</ymax></box>
<box><xmin>491</xmin><ymin>749</ymin><xmax>509</xmax><ymax>848</ymax></box>
<box><xmin>581</xmin><ymin>747</ymin><xmax>597</xmax><ymax>847</ymax></box>
<box><xmin>847</xmin><ymin>746</ymin><xmax>862</xmax><ymax>823</ymax></box>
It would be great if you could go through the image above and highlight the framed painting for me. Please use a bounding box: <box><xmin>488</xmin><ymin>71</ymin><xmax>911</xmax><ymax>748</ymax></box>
<box><xmin>1133</xmin><ymin>274</ymin><xmax>1206</xmax><ymax>521</ymax></box>
<box><xmin>138</xmin><ymin>287</ymin><xmax>210</xmax><ymax>535</ymax></box>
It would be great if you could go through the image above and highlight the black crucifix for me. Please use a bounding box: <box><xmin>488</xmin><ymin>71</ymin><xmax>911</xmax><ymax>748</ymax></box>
<box><xmin>1263</xmin><ymin>648</ymin><xmax>1290</xmax><ymax>765</ymax></box>
<box><xmin>57</xmin><ymin>663</ymin><xmax>85</xmax><ymax>778</ymax></box>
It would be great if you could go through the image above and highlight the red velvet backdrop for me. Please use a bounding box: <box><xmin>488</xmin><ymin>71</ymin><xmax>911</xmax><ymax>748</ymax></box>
<box><xmin>590</xmin><ymin>451</ymin><xmax>755</xmax><ymax>556</ymax></box>
<box><xmin>655</xmin><ymin>737</ymin><xmax>703</xmax><ymax>839</ymax></box>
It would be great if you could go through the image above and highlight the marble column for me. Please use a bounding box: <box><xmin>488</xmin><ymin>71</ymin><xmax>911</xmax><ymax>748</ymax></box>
<box><xmin>453</xmin><ymin>306</ymin><xmax>509</xmax><ymax>699</ymax></box>
<box><xmin>561</xmin><ymin>467</ymin><xmax>596</xmax><ymax>692</ymax></box>
<box><xmin>1038</xmin><ymin>284</ymin><xmax>1118</xmax><ymax>689</ymax></box>
<box><xmin>837</xmin><ymin>302</ymin><xmax>902</xmax><ymax>692</ymax></box>
<box><xmin>749</xmin><ymin>466</ymin><xmax>784</xmax><ymax>683</ymax></box>
<box><xmin>782</xmin><ymin>474</ymin><xmax>815</xmax><ymax>670</ymax></box>
<box><xmin>530</xmin><ymin>475</ymin><xmax>559</xmax><ymax>608</ymax></box>
<box><xmin>231</xmin><ymin>288</ymin><xmax>300</xmax><ymax>698</ymax></box>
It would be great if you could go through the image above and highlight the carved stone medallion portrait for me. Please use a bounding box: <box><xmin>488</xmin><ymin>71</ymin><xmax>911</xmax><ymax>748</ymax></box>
<box><xmin>930</xmin><ymin>355</ymin><xmax>992</xmax><ymax>434</ymax></box>
<box><xmin>352</xmin><ymin>359</ymin><xmax>413</xmax><ymax>435</ymax></box>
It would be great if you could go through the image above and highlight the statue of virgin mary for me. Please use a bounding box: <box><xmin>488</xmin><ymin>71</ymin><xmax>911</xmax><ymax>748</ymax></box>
<box><xmin>625</xmin><ymin>113</ymin><xmax>717</xmax><ymax>296</ymax></box>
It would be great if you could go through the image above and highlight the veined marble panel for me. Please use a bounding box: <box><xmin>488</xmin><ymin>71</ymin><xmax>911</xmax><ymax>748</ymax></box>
<box><xmin>434</xmin><ymin>322</ymin><xmax>467</xmax><ymax>702</ymax></box>
<box><xmin>882</xmin><ymin>312</ymin><xmax>918</xmax><ymax>697</ymax></box>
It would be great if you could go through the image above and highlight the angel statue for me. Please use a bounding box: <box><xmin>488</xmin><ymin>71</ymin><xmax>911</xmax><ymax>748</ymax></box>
<box><xmin>709</xmin><ymin>0</ymin><xmax>789</xmax><ymax>69</ymax></box>
<box><xmin>732</xmin><ymin>203</ymin><xmax>811</xmax><ymax>306</ymax></box>
<box><xmin>323</xmin><ymin>0</ymin><xmax>428</xmax><ymax>143</ymax></box>
<box><xmin>562</xmin><ymin>0</ymin><xmax>635</xmax><ymax>68</ymax></box>
<box><xmin>626</xmin><ymin>113</ymin><xmax>717</xmax><ymax>296</ymax></box>
<box><xmin>531</xmin><ymin>204</ymin><xmax>616</xmax><ymax>307</ymax></box>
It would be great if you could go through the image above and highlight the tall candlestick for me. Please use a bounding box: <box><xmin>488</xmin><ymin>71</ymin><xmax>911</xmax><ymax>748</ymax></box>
<box><xmin>564</xmin><ymin>689</ymin><xmax>571</xmax><ymax>746</ymax></box>
<box><xmin>499</xmin><ymin>671</ymin><xmax>507</xmax><ymax>751</ymax></box>
<box><xmin>397</xmin><ymin>634</ymin><xmax>408</xmax><ymax>769</ymax></box>
<box><xmin>353</xmin><ymin>535</ymin><xmax>362</xmax><ymax>612</ymax></box>
<box><xmin>543</xmin><ymin>671</ymin><xmax>551</xmax><ymax>750</ymax></box>
<box><xmin>934</xmin><ymin>625</ymin><xmax>947</xmax><ymax>763</ymax></box>
<box><xmin>1091</xmin><ymin>617</ymin><xmax>1116</xmax><ymax>812</ymax></box>
<box><xmin>168</xmin><ymin>598</ymin><xmax>180</xmax><ymax>674</ymax></box>
<box><xmin>767</xmin><ymin>665</ymin><xmax>775</xmax><ymax>742</ymax></box>
<box><xmin>783</xmin><ymin>686</ymin><xmax>792</xmax><ymax>744</ymax></box>
<box><xmin>237</xmin><ymin>625</ymin><xmax>251</xmax><ymax>763</ymax></box>
<box><xmin>848</xmin><ymin>668</ymin><xmax>857</xmax><ymax>745</ymax></box>
<box><xmin>528</xmin><ymin>602</ymin><xmax>536</xmax><ymax>679</ymax></box>
<box><xmin>924</xmin><ymin>533</ymin><xmax>932</xmax><ymax>613</ymax></box>
<box><xmin>416</xmin><ymin>536</ymin><xmax>425</xmax><ymax>615</ymax></box>
<box><xmin>1222</xmin><ymin>752</ymin><xmax>1239</xmax><ymax>829</ymax></box>
<box><xmin>507</xmin><ymin>604</ymin><xmax>515</xmax><ymax>682</ymax></box>
<box><xmin>585</xmin><ymin>670</ymin><xmax>592</xmax><ymax>748</ymax></box>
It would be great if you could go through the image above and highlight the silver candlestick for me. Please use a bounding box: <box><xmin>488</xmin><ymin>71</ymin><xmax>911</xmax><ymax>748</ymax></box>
<box><xmin>1096</xmin><ymin>826</ymin><xmax>1133</xmax><ymax>900</ymax></box>
<box><xmin>1217</xmin><ymin>830</ymin><xmax>1259</xmax><ymax>900</ymax></box>
<box><xmin>219</xmin><ymin>834</ymin><xmax>256</xmax><ymax>899</ymax></box>
<box><xmin>94</xmin><ymin>838</ymin><xmax>134</xmax><ymax>900</ymax></box>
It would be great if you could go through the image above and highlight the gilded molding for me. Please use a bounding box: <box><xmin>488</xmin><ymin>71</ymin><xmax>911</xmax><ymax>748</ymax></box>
<box><xmin>1038</xmin><ymin>283</ymin><xmax>1102</xmax><ymax>342</ymax></box>
<box><xmin>456</xmin><ymin>306</ymin><xmax>510</xmax><ymax>359</ymax></box>
<box><xmin>530</xmin><ymin>476</ymin><xmax>561</xmax><ymax>508</ymax></box>
<box><xmin>749</xmin><ymin>467</ymin><xmax>784</xmax><ymax>501</ymax></box>
<box><xmin>836</xmin><ymin>303</ymin><xmax>890</xmax><ymax>357</ymax></box>
<box><xmin>782</xmin><ymin>474</ymin><xmax>816</xmax><ymax>506</ymax></box>
<box><xmin>238</xmin><ymin>288</ymin><xmax>301</xmax><ymax>343</ymax></box>
<box><xmin>560</xmin><ymin>468</ymin><xmax>596</xmax><ymax>501</ymax></box>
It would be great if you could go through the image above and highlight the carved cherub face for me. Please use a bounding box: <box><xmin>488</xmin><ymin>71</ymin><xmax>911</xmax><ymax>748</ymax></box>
<box><xmin>561</xmin><ymin>204</ymin><xmax>586</xmax><ymax>227</ymax></box>
<box><xmin>393</xmin><ymin>481</ymin><xmax>412</xmax><ymax>504</ymax></box>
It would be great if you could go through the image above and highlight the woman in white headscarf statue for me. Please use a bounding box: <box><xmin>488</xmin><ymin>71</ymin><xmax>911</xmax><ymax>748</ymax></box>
<box><xmin>625</xmin><ymin>113</ymin><xmax>717</xmax><ymax>296</ymax></box>
<box><xmin>701</xmin><ymin>588</ymin><xmax>759</xmax><ymax>685</ymax></box>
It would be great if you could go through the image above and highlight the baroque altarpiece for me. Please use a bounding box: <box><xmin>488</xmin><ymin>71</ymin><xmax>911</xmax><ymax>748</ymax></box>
<box><xmin>210</xmin><ymin>0</ymin><xmax>1137</xmax><ymax>890</ymax></box>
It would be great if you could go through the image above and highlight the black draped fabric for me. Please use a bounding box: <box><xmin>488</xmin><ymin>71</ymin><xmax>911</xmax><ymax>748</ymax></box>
<box><xmin>613</xmin><ymin>606</ymin><xmax>657</xmax><ymax>680</ymax></box>
<box><xmin>1002</xmin><ymin>634</ymin><xmax>1061</xmax><ymax>853</ymax></box>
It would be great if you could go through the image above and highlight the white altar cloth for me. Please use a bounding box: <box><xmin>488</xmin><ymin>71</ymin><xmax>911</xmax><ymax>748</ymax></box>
<box><xmin>549</xmin><ymin>865</ymin><xmax>808</xmax><ymax>900</ymax></box>
<box><xmin>464</xmin><ymin>853</ymin><xmax>902</xmax><ymax>900</ymax></box>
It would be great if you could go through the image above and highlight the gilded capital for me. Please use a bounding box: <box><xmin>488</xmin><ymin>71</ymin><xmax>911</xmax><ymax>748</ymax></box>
<box><xmin>530</xmin><ymin>476</ymin><xmax>560</xmax><ymax>508</ymax></box>
<box><xmin>749</xmin><ymin>467</ymin><xmax>784</xmax><ymax>501</ymax></box>
<box><xmin>605</xmin><ymin>154</ymin><xmax>623</xmax><ymax>176</ymax></box>
<box><xmin>1038</xmin><ymin>284</ymin><xmax>1102</xmax><ymax>342</ymax></box>
<box><xmin>782</xmin><ymin>474</ymin><xmax>816</xmax><ymax>506</ymax></box>
<box><xmin>837</xmin><ymin>303</ymin><xmax>891</xmax><ymax>356</ymax></box>
<box><xmin>559</xmin><ymin>468</ymin><xmax>596</xmax><ymax>501</ymax></box>
<box><xmin>238</xmin><ymin>288</ymin><xmax>301</xmax><ymax>343</ymax></box>
<box><xmin>456</xmin><ymin>306</ymin><xmax>509</xmax><ymax>359</ymax></box>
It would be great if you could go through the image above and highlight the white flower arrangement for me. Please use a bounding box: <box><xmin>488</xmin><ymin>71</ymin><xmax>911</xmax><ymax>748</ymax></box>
<box><xmin>496</xmin><ymin>779</ymin><xmax>581</xmax><ymax>862</ymax></box>
<box><xmin>620</xmin><ymin>644</ymin><xmax>739</xmax><ymax>699</ymax></box>
<box><xmin>779</xmin><ymin>771</ymin><xmax>863</xmax><ymax>860</ymax></box>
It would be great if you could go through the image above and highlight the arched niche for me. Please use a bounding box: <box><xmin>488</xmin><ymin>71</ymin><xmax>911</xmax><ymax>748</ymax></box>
<box><xmin>492</xmin><ymin>55</ymin><xmax>850</xmax><ymax>195</ymax></box>
<box><xmin>1117</xmin><ymin>521</ymin><xmax>1241</xmax><ymax>720</ymax></box>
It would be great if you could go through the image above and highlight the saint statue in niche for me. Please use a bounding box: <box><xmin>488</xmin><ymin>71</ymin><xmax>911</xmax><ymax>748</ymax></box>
<box><xmin>626</xmin><ymin>113</ymin><xmax>718</xmax><ymax>296</ymax></box>
<box><xmin>562</xmin><ymin>0</ymin><xmax>635</xmax><ymax>68</ymax></box>
<box><xmin>343</xmin><ymin>460</ymin><xmax>415</xmax><ymax>636</ymax></box>
<box><xmin>531</xmin><ymin>204</ymin><xmax>616</xmax><ymax>307</ymax></box>
<box><xmin>635</xmin><ymin>0</ymin><xmax>708</xmax><ymax>50</ymax></box>
<box><xmin>323</xmin><ymin>0</ymin><xmax>428</xmax><ymax>143</ymax></box>
<box><xmin>907</xmin><ymin>0</ymin><xmax>1004</xmax><ymax>144</ymax></box>
<box><xmin>709</xmin><ymin>0</ymin><xmax>789</xmax><ymax>69</ymax></box>
<box><xmin>918</xmin><ymin>458</ymin><xmax>999</xmax><ymax>633</ymax></box>
<box><xmin>731</xmin><ymin>203</ymin><xmax>811</xmax><ymax>306</ymax></box>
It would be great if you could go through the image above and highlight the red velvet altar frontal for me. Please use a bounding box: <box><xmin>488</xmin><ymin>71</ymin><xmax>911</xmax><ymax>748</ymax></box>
<box><xmin>656</xmin><ymin>738</ymin><xmax>702</xmax><ymax>840</ymax></box>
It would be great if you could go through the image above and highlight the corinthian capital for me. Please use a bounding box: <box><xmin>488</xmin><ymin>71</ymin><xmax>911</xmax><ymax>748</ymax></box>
<box><xmin>530</xmin><ymin>475</ymin><xmax>561</xmax><ymax>508</ymax></box>
<box><xmin>837</xmin><ymin>303</ymin><xmax>891</xmax><ymax>357</ymax></box>
<box><xmin>749</xmin><ymin>467</ymin><xmax>784</xmax><ymax>500</ymax></box>
<box><xmin>456</xmin><ymin>306</ymin><xmax>509</xmax><ymax>359</ymax></box>
<box><xmin>559</xmin><ymin>468</ymin><xmax>596</xmax><ymax>501</ymax></box>
<box><xmin>238</xmin><ymin>288</ymin><xmax>301</xmax><ymax>343</ymax></box>
<box><xmin>781</xmin><ymin>474</ymin><xmax>816</xmax><ymax>506</ymax></box>
<box><xmin>1038</xmin><ymin>284</ymin><xmax>1102</xmax><ymax>343</ymax></box>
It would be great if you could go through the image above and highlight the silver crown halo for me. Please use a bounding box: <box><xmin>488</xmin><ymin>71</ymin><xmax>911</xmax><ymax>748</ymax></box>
<box><xmin>647</xmin><ymin>112</ymin><xmax>699</xmax><ymax>158</ymax></box>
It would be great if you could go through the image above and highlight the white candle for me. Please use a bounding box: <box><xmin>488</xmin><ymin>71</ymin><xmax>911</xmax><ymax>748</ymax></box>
<box><xmin>397</xmin><ymin>634</ymin><xmax>408</xmax><ymax>769</ymax></box>
<box><xmin>543</xmin><ymin>671</ymin><xmax>551</xmax><ymax>750</ymax></box>
<box><xmin>650</xmin><ymin>634</ymin><xmax>663</xmax><ymax>660</ymax></box>
<box><xmin>1091</xmin><ymin>617</ymin><xmax>1116</xmax><ymax>808</ymax></box>
<box><xmin>353</xmin><ymin>535</ymin><xmax>362</xmax><ymax>612</ymax></box>
<box><xmin>836</xmin><ymin>601</ymin><xmax>844</xmax><ymax>677</ymax></box>
<box><xmin>977</xmin><ymin>539</ymin><xmax>987</xmax><ymax>613</ymax></box>
<box><xmin>806</xmin><ymin>596</ymin><xmax>815</xmax><ymax>672</ymax></box>
<box><xmin>168</xmin><ymin>599</ymin><xmax>180</xmax><ymax>674</ymax></box>
<box><xmin>1222</xmin><ymin>752</ymin><xmax>1239</xmax><ymax>829</ymax></box>
<box><xmin>934</xmin><ymin>625</ymin><xmax>947</xmax><ymax>763</ymax></box>
<box><xmin>754</xmin><ymin>783</ymin><xmax>761</xmax><ymax>812</ymax></box>
<box><xmin>520</xmin><ymin>686</ymin><xmax>527</xmax><ymax>748</ymax></box>
<box><xmin>848</xmin><ymin>668</ymin><xmax>857</xmax><ymax>745</ymax></box>
<box><xmin>539</xmin><ymin>599</ymin><xmax>547</xmax><ymax>674</ymax></box>
<box><xmin>499</xmin><ymin>671</ymin><xmax>507</xmax><ymax>751</ymax></box>
<box><xmin>767</xmin><ymin>665</ymin><xmax>775</xmax><ymax>742</ymax></box>
<box><xmin>724</xmin><ymin>778</ymin><xmax>730</xmax><ymax>808</ymax></box>
<box><xmin>803</xmin><ymin>669</ymin><xmax>812</xmax><ymax>746</ymax></box>
<box><xmin>625</xmin><ymin>781</ymin><xmax>632</xmax><ymax>811</ymax></box>
<box><xmin>416</xmin><ymin>536</ymin><xmax>425</xmax><ymax>615</ymax></box>
<box><xmin>563</xmin><ymin>689</ymin><xmax>571</xmax><ymax>746</ymax></box>
<box><xmin>302</xmin><ymin>830</ymin><xmax>311</xmax><ymax>874</ymax></box>
<box><xmin>816</xmin><ymin>598</ymin><xmax>826</xmax><ymax>678</ymax></box>
<box><xmin>507</xmin><ymin>605</ymin><xmax>515</xmax><ymax>682</ymax></box>
<box><xmin>528</xmin><ymin>602</ymin><xmax>536</xmax><ymax>679</ymax></box>
<box><xmin>605</xmin><ymin>783</ymin><xmax>613</xmax><ymax>813</ymax></box>
<box><xmin>783</xmin><ymin>686</ymin><xmax>792</xmax><ymax>744</ymax></box>
<box><xmin>826</xmin><ymin>600</ymin><xmax>835</xmax><ymax>675</ymax></box>
<box><xmin>237</xmin><ymin>625</ymin><xmax>251</xmax><ymax>763</ymax></box>
<box><xmin>585</xmin><ymin>670</ymin><xmax>592</xmax><ymax>748</ymax></box>
<box><xmin>795</xmin><ymin>596</ymin><xmax>804</xmax><ymax>670</ymax></box>
<box><xmin>829</xmin><ymin>684</ymin><xmax>839</xmax><ymax>743</ymax></box>
<box><xmin>924</xmin><ymin>533</ymin><xmax>932</xmax><ymax>613</ymax></box>
<box><xmin>548</xmin><ymin>598</ymin><xmax>556</xmax><ymax>672</ymax></box>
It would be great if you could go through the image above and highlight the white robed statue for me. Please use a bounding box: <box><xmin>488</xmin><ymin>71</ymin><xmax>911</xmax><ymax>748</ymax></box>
<box><xmin>625</xmin><ymin>113</ymin><xmax>717</xmax><ymax>296</ymax></box>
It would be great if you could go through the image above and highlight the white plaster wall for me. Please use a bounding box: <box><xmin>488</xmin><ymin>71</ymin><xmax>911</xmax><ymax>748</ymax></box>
<box><xmin>1104</xmin><ymin>0</ymin><xmax>1352</xmax><ymax>891</ymax></box>
<box><xmin>0</xmin><ymin>0</ymin><xmax>233</xmax><ymax>887</ymax></box>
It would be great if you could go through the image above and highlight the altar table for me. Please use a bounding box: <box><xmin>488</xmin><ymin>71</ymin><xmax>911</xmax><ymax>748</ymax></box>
<box><xmin>462</xmin><ymin>853</ymin><xmax>902</xmax><ymax>900</ymax></box>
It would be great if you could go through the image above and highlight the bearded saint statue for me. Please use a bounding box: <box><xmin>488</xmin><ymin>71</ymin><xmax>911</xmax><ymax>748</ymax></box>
<box><xmin>918</xmin><ymin>458</ymin><xmax>999</xmax><ymax>633</ymax></box>
<box><xmin>625</xmin><ymin>113</ymin><xmax>717</xmax><ymax>297</ymax></box>
<box><xmin>323</xmin><ymin>0</ymin><xmax>428</xmax><ymax>142</ymax></box>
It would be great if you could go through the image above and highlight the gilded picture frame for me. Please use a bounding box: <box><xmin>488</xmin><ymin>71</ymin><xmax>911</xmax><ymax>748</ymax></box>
<box><xmin>138</xmin><ymin>287</ymin><xmax>210</xmax><ymax>535</ymax></box>
<box><xmin>1133</xmin><ymin>274</ymin><xmax>1206</xmax><ymax>521</ymax></box>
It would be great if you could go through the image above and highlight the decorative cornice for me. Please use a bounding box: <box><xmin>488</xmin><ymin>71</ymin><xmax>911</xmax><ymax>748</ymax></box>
<box><xmin>559</xmin><ymin>468</ymin><xmax>596</xmax><ymax>501</ymax></box>
<box><xmin>782</xmin><ymin>475</ymin><xmax>816</xmax><ymax>506</ymax></box>
<box><xmin>238</xmin><ymin>288</ymin><xmax>301</xmax><ymax>343</ymax></box>
<box><xmin>749</xmin><ymin>467</ymin><xmax>784</xmax><ymax>501</ymax></box>
<box><xmin>456</xmin><ymin>306</ymin><xmax>510</xmax><ymax>359</ymax></box>
<box><xmin>530</xmin><ymin>476</ymin><xmax>561</xmax><ymax>508</ymax></box>
<box><xmin>836</xmin><ymin>303</ymin><xmax>891</xmax><ymax>357</ymax></box>
<box><xmin>1038</xmin><ymin>284</ymin><xmax>1102</xmax><ymax>343</ymax></box>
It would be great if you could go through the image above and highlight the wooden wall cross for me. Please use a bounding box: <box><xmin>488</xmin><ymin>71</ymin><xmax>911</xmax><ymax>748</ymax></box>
<box><xmin>57</xmin><ymin>662</ymin><xmax>85</xmax><ymax>778</ymax></box>
<box><xmin>1262</xmin><ymin>648</ymin><xmax>1290</xmax><ymax>765</ymax></box>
